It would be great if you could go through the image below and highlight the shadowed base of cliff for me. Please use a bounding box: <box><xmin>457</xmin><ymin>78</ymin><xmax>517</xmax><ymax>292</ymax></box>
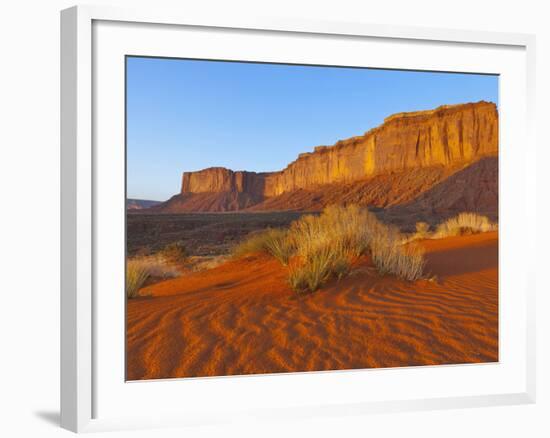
<box><xmin>145</xmin><ymin>157</ymin><xmax>498</xmax><ymax>231</ymax></box>
<box><xmin>152</xmin><ymin>190</ymin><xmax>264</xmax><ymax>213</ymax></box>
<box><xmin>127</xmin><ymin>157</ymin><xmax>498</xmax><ymax>257</ymax></box>
<box><xmin>379</xmin><ymin>156</ymin><xmax>498</xmax><ymax>230</ymax></box>
<box><xmin>126</xmin><ymin>231</ymin><xmax>498</xmax><ymax>380</ymax></box>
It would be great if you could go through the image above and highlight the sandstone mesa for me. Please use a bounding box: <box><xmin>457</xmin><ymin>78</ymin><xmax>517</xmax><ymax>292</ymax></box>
<box><xmin>150</xmin><ymin>101</ymin><xmax>498</xmax><ymax>214</ymax></box>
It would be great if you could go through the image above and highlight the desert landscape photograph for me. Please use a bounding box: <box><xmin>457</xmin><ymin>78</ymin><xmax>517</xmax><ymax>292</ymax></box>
<box><xmin>126</xmin><ymin>57</ymin><xmax>498</xmax><ymax>380</ymax></box>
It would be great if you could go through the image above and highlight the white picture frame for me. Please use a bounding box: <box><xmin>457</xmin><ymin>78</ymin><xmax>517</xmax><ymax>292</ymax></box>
<box><xmin>60</xmin><ymin>4</ymin><xmax>537</xmax><ymax>433</ymax></box>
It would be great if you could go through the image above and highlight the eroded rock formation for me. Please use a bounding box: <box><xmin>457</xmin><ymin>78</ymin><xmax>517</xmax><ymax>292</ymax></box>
<box><xmin>151</xmin><ymin>101</ymin><xmax>498</xmax><ymax>213</ymax></box>
<box><xmin>181</xmin><ymin>168</ymin><xmax>267</xmax><ymax>198</ymax></box>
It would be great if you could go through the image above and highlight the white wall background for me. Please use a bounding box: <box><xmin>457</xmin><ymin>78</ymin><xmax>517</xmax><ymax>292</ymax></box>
<box><xmin>0</xmin><ymin>1</ymin><xmax>547</xmax><ymax>437</ymax></box>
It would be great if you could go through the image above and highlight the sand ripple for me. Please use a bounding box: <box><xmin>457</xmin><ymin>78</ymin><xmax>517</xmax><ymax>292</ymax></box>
<box><xmin>127</xmin><ymin>232</ymin><xmax>498</xmax><ymax>380</ymax></box>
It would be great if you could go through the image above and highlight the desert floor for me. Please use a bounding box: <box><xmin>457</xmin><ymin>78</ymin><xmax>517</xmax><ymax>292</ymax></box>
<box><xmin>127</xmin><ymin>211</ymin><xmax>305</xmax><ymax>257</ymax></box>
<box><xmin>126</xmin><ymin>231</ymin><xmax>498</xmax><ymax>380</ymax></box>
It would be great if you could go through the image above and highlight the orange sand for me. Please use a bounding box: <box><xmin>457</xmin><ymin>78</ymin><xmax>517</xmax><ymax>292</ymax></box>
<box><xmin>126</xmin><ymin>232</ymin><xmax>498</xmax><ymax>380</ymax></box>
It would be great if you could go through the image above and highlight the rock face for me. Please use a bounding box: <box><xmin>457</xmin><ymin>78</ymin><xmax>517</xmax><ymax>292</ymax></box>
<box><xmin>153</xmin><ymin>101</ymin><xmax>498</xmax><ymax>213</ymax></box>
<box><xmin>181</xmin><ymin>168</ymin><xmax>267</xmax><ymax>198</ymax></box>
<box><xmin>264</xmin><ymin>101</ymin><xmax>497</xmax><ymax>196</ymax></box>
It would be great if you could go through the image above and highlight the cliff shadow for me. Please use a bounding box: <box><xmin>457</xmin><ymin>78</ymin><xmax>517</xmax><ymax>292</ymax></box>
<box><xmin>378</xmin><ymin>156</ymin><xmax>498</xmax><ymax>231</ymax></box>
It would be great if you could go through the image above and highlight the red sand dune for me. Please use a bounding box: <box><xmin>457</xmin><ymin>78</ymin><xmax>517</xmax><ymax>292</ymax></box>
<box><xmin>126</xmin><ymin>232</ymin><xmax>498</xmax><ymax>380</ymax></box>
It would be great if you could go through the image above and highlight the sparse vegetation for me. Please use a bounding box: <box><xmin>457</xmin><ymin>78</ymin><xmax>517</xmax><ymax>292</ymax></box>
<box><xmin>232</xmin><ymin>231</ymin><xmax>271</xmax><ymax>258</ymax></box>
<box><xmin>233</xmin><ymin>228</ymin><xmax>295</xmax><ymax>265</ymax></box>
<box><xmin>126</xmin><ymin>260</ymin><xmax>151</xmax><ymax>299</ymax></box>
<box><xmin>370</xmin><ymin>236</ymin><xmax>426</xmax><ymax>281</ymax></box>
<box><xmin>289</xmin><ymin>205</ymin><xmax>373</xmax><ymax>260</ymax></box>
<box><xmin>159</xmin><ymin>240</ymin><xmax>188</xmax><ymax>263</ymax></box>
<box><xmin>288</xmin><ymin>247</ymin><xmax>336</xmax><ymax>293</ymax></box>
<box><xmin>232</xmin><ymin>209</ymin><xmax>497</xmax><ymax>293</ymax></box>
<box><xmin>415</xmin><ymin>221</ymin><xmax>430</xmax><ymax>238</ymax></box>
<box><xmin>433</xmin><ymin>213</ymin><xmax>497</xmax><ymax>238</ymax></box>
<box><xmin>127</xmin><ymin>211</ymin><xmax>303</xmax><ymax>258</ymax></box>
<box><xmin>126</xmin><ymin>256</ymin><xmax>180</xmax><ymax>298</ymax></box>
<box><xmin>332</xmin><ymin>256</ymin><xmax>352</xmax><ymax>281</ymax></box>
<box><xmin>234</xmin><ymin>205</ymin><xmax>428</xmax><ymax>293</ymax></box>
<box><xmin>404</xmin><ymin>214</ymin><xmax>498</xmax><ymax>243</ymax></box>
<box><xmin>288</xmin><ymin>205</ymin><xmax>428</xmax><ymax>289</ymax></box>
<box><xmin>261</xmin><ymin>228</ymin><xmax>295</xmax><ymax>265</ymax></box>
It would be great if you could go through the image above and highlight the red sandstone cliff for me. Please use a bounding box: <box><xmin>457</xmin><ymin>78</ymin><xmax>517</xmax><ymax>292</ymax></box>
<box><xmin>181</xmin><ymin>168</ymin><xmax>267</xmax><ymax>197</ymax></box>
<box><xmin>264</xmin><ymin>101</ymin><xmax>497</xmax><ymax>195</ymax></box>
<box><xmin>151</xmin><ymin>101</ymin><xmax>498</xmax><ymax>213</ymax></box>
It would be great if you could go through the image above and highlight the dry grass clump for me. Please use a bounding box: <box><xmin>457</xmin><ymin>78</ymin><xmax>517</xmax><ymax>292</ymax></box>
<box><xmin>415</xmin><ymin>221</ymin><xmax>430</xmax><ymax>238</ymax></box>
<box><xmin>158</xmin><ymin>240</ymin><xmax>187</xmax><ymax>263</ymax></box>
<box><xmin>370</xmin><ymin>235</ymin><xmax>426</xmax><ymax>281</ymax></box>
<box><xmin>287</xmin><ymin>205</ymin><xmax>426</xmax><ymax>292</ymax></box>
<box><xmin>126</xmin><ymin>256</ymin><xmax>180</xmax><ymax>299</ymax></box>
<box><xmin>434</xmin><ymin>213</ymin><xmax>497</xmax><ymax>238</ymax></box>
<box><xmin>233</xmin><ymin>205</ymin><xmax>427</xmax><ymax>293</ymax></box>
<box><xmin>289</xmin><ymin>205</ymin><xmax>374</xmax><ymax>261</ymax></box>
<box><xmin>126</xmin><ymin>260</ymin><xmax>150</xmax><ymax>299</ymax></box>
<box><xmin>233</xmin><ymin>228</ymin><xmax>294</xmax><ymax>265</ymax></box>
<box><xmin>285</xmin><ymin>205</ymin><xmax>374</xmax><ymax>292</ymax></box>
<box><xmin>288</xmin><ymin>247</ymin><xmax>336</xmax><ymax>293</ymax></box>
<box><xmin>232</xmin><ymin>232</ymin><xmax>269</xmax><ymax>257</ymax></box>
<box><xmin>262</xmin><ymin>228</ymin><xmax>295</xmax><ymax>265</ymax></box>
<box><xmin>405</xmin><ymin>214</ymin><xmax>498</xmax><ymax>242</ymax></box>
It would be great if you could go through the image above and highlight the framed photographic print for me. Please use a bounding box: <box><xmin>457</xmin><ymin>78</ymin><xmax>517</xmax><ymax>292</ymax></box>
<box><xmin>61</xmin><ymin>5</ymin><xmax>536</xmax><ymax>433</ymax></box>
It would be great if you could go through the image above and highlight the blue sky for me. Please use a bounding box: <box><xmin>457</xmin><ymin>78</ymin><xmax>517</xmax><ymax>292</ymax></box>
<box><xmin>126</xmin><ymin>57</ymin><xmax>498</xmax><ymax>201</ymax></box>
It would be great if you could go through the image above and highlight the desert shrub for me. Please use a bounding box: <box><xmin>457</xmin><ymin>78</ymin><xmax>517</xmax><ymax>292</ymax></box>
<box><xmin>237</xmin><ymin>205</ymin><xmax>427</xmax><ymax>293</ymax></box>
<box><xmin>232</xmin><ymin>232</ymin><xmax>270</xmax><ymax>258</ymax></box>
<box><xmin>126</xmin><ymin>260</ymin><xmax>150</xmax><ymax>299</ymax></box>
<box><xmin>288</xmin><ymin>247</ymin><xmax>336</xmax><ymax>293</ymax></box>
<box><xmin>332</xmin><ymin>256</ymin><xmax>352</xmax><ymax>281</ymax></box>
<box><xmin>434</xmin><ymin>213</ymin><xmax>497</xmax><ymax>238</ymax></box>
<box><xmin>126</xmin><ymin>257</ymin><xmax>180</xmax><ymax>299</ymax></box>
<box><xmin>289</xmin><ymin>204</ymin><xmax>377</xmax><ymax>261</ymax></box>
<box><xmin>287</xmin><ymin>205</ymin><xmax>423</xmax><ymax>292</ymax></box>
<box><xmin>262</xmin><ymin>228</ymin><xmax>295</xmax><ymax>265</ymax></box>
<box><xmin>415</xmin><ymin>221</ymin><xmax>430</xmax><ymax>236</ymax></box>
<box><xmin>233</xmin><ymin>228</ymin><xmax>294</xmax><ymax>264</ymax></box>
<box><xmin>285</xmin><ymin>205</ymin><xmax>374</xmax><ymax>293</ymax></box>
<box><xmin>400</xmin><ymin>221</ymin><xmax>431</xmax><ymax>244</ymax></box>
<box><xmin>159</xmin><ymin>240</ymin><xmax>187</xmax><ymax>263</ymax></box>
<box><xmin>143</xmin><ymin>256</ymin><xmax>180</xmax><ymax>278</ymax></box>
<box><xmin>370</xmin><ymin>235</ymin><xmax>426</xmax><ymax>281</ymax></box>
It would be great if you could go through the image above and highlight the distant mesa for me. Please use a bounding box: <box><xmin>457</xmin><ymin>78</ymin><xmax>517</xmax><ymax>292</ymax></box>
<box><xmin>144</xmin><ymin>101</ymin><xmax>498</xmax><ymax>217</ymax></box>
<box><xmin>127</xmin><ymin>199</ymin><xmax>162</xmax><ymax>210</ymax></box>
